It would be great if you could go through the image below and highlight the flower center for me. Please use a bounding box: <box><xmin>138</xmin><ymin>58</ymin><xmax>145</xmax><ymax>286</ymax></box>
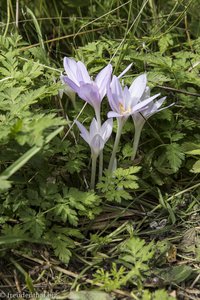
<box><xmin>119</xmin><ymin>103</ymin><xmax>131</xmax><ymax>115</ymax></box>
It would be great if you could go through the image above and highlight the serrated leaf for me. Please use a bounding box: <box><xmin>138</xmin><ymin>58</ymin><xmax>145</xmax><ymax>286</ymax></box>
<box><xmin>182</xmin><ymin>142</ymin><xmax>200</xmax><ymax>152</ymax></box>
<box><xmin>186</xmin><ymin>149</ymin><xmax>200</xmax><ymax>155</ymax></box>
<box><xmin>159</xmin><ymin>265</ymin><xmax>192</xmax><ymax>284</ymax></box>
<box><xmin>150</xmin><ymin>289</ymin><xmax>175</xmax><ymax>300</ymax></box>
<box><xmin>191</xmin><ymin>160</ymin><xmax>200</xmax><ymax>173</ymax></box>
<box><xmin>97</xmin><ymin>167</ymin><xmax>140</xmax><ymax>203</ymax></box>
<box><xmin>148</xmin><ymin>72</ymin><xmax>171</xmax><ymax>86</ymax></box>
<box><xmin>21</xmin><ymin>213</ymin><xmax>46</xmax><ymax>239</ymax></box>
<box><xmin>54</xmin><ymin>203</ymin><xmax>78</xmax><ymax>225</ymax></box>
<box><xmin>158</xmin><ymin>34</ymin><xmax>173</xmax><ymax>54</ymax></box>
<box><xmin>0</xmin><ymin>224</ymin><xmax>44</xmax><ymax>245</ymax></box>
<box><xmin>166</xmin><ymin>143</ymin><xmax>185</xmax><ymax>172</ymax></box>
<box><xmin>120</xmin><ymin>237</ymin><xmax>155</xmax><ymax>267</ymax></box>
<box><xmin>122</xmin><ymin>144</ymin><xmax>134</xmax><ymax>158</ymax></box>
<box><xmin>53</xmin><ymin>238</ymin><xmax>72</xmax><ymax>264</ymax></box>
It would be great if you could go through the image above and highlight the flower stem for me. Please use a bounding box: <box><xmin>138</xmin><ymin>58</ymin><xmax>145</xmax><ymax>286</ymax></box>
<box><xmin>90</xmin><ymin>153</ymin><xmax>97</xmax><ymax>190</ymax></box>
<box><xmin>95</xmin><ymin>108</ymin><xmax>103</xmax><ymax>180</ymax></box>
<box><xmin>99</xmin><ymin>149</ymin><xmax>103</xmax><ymax>179</ymax></box>
<box><xmin>108</xmin><ymin>118</ymin><xmax>125</xmax><ymax>173</ymax></box>
<box><xmin>95</xmin><ymin>110</ymin><xmax>101</xmax><ymax>128</ymax></box>
<box><xmin>131</xmin><ymin>125</ymin><xmax>143</xmax><ymax>161</ymax></box>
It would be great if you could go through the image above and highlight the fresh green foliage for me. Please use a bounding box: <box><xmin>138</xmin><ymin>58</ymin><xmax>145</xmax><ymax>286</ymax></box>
<box><xmin>0</xmin><ymin>34</ymin><xmax>65</xmax><ymax>181</ymax></box>
<box><xmin>92</xmin><ymin>236</ymin><xmax>186</xmax><ymax>295</ymax></box>
<box><xmin>91</xmin><ymin>236</ymin><xmax>156</xmax><ymax>292</ymax></box>
<box><xmin>191</xmin><ymin>160</ymin><xmax>200</xmax><ymax>173</ymax></box>
<box><xmin>50</xmin><ymin>187</ymin><xmax>101</xmax><ymax>224</ymax></box>
<box><xmin>119</xmin><ymin>237</ymin><xmax>155</xmax><ymax>288</ymax></box>
<box><xmin>165</xmin><ymin>143</ymin><xmax>185</xmax><ymax>173</ymax></box>
<box><xmin>0</xmin><ymin>184</ymin><xmax>101</xmax><ymax>263</ymax></box>
<box><xmin>45</xmin><ymin>226</ymin><xmax>82</xmax><ymax>263</ymax></box>
<box><xmin>0</xmin><ymin>176</ymin><xmax>12</xmax><ymax>190</ymax></box>
<box><xmin>141</xmin><ymin>289</ymin><xmax>175</xmax><ymax>300</ymax></box>
<box><xmin>185</xmin><ymin>145</ymin><xmax>200</xmax><ymax>173</ymax></box>
<box><xmin>93</xmin><ymin>263</ymin><xmax>126</xmax><ymax>292</ymax></box>
<box><xmin>0</xmin><ymin>0</ymin><xmax>200</xmax><ymax>298</ymax></box>
<box><xmin>158</xmin><ymin>34</ymin><xmax>174</xmax><ymax>54</ymax></box>
<box><xmin>97</xmin><ymin>167</ymin><xmax>141</xmax><ymax>202</ymax></box>
<box><xmin>0</xmin><ymin>34</ymin><xmax>102</xmax><ymax>264</ymax></box>
<box><xmin>157</xmin><ymin>265</ymin><xmax>193</xmax><ymax>285</ymax></box>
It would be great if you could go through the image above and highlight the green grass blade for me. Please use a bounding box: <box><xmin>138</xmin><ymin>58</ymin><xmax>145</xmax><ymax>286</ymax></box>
<box><xmin>1</xmin><ymin>126</ymin><xmax>64</xmax><ymax>179</ymax></box>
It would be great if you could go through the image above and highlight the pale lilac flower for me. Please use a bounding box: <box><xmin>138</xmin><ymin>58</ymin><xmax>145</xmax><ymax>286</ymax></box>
<box><xmin>118</xmin><ymin>63</ymin><xmax>133</xmax><ymax>79</ymax></box>
<box><xmin>75</xmin><ymin>118</ymin><xmax>113</xmax><ymax>156</ymax></box>
<box><xmin>132</xmin><ymin>86</ymin><xmax>171</xmax><ymax>129</ymax></box>
<box><xmin>61</xmin><ymin>57</ymin><xmax>112</xmax><ymax>116</ymax></box>
<box><xmin>107</xmin><ymin>74</ymin><xmax>161</xmax><ymax>119</ymax></box>
<box><xmin>59</xmin><ymin>77</ymin><xmax>76</xmax><ymax>106</ymax></box>
<box><xmin>131</xmin><ymin>86</ymin><xmax>172</xmax><ymax>160</ymax></box>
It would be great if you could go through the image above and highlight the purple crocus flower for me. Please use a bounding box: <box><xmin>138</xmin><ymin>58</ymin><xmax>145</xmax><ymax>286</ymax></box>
<box><xmin>75</xmin><ymin>118</ymin><xmax>113</xmax><ymax>156</ymax></box>
<box><xmin>61</xmin><ymin>57</ymin><xmax>112</xmax><ymax>122</ymax></box>
<box><xmin>132</xmin><ymin>86</ymin><xmax>168</xmax><ymax>129</ymax></box>
<box><xmin>107</xmin><ymin>74</ymin><xmax>161</xmax><ymax>120</ymax></box>
<box><xmin>131</xmin><ymin>86</ymin><xmax>172</xmax><ymax>160</ymax></box>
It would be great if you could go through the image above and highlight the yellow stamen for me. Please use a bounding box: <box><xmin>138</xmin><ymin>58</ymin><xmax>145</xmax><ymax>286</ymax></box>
<box><xmin>119</xmin><ymin>103</ymin><xmax>131</xmax><ymax>114</ymax></box>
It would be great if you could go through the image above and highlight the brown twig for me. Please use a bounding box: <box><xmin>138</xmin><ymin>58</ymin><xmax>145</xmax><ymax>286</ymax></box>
<box><xmin>14</xmin><ymin>269</ymin><xmax>22</xmax><ymax>294</ymax></box>
<box><xmin>156</xmin><ymin>85</ymin><xmax>200</xmax><ymax>97</ymax></box>
<box><xmin>12</xmin><ymin>251</ymin><xmax>132</xmax><ymax>298</ymax></box>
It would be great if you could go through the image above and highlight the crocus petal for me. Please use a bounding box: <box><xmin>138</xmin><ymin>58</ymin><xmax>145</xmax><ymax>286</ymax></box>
<box><xmin>77</xmin><ymin>83</ymin><xmax>101</xmax><ymax>108</ymax></box>
<box><xmin>76</xmin><ymin>61</ymin><xmax>91</xmax><ymax>84</ymax></box>
<box><xmin>59</xmin><ymin>78</ymin><xmax>76</xmax><ymax>102</ymax></box>
<box><xmin>95</xmin><ymin>64</ymin><xmax>112</xmax><ymax>100</ymax></box>
<box><xmin>108</xmin><ymin>76</ymin><xmax>123</xmax><ymax>113</ymax></box>
<box><xmin>131</xmin><ymin>93</ymin><xmax>160</xmax><ymax>113</ymax></box>
<box><xmin>107</xmin><ymin>85</ymin><xmax>119</xmax><ymax>113</ymax></box>
<box><xmin>142</xmin><ymin>86</ymin><xmax>151</xmax><ymax>99</ymax></box>
<box><xmin>160</xmin><ymin>102</ymin><xmax>174</xmax><ymax>110</ymax></box>
<box><xmin>63</xmin><ymin>57</ymin><xmax>80</xmax><ymax>86</ymax></box>
<box><xmin>111</xmin><ymin>76</ymin><xmax>123</xmax><ymax>99</ymax></box>
<box><xmin>118</xmin><ymin>63</ymin><xmax>133</xmax><ymax>79</ymax></box>
<box><xmin>100</xmin><ymin>118</ymin><xmax>113</xmax><ymax>142</ymax></box>
<box><xmin>108</xmin><ymin>111</ymin><xmax>123</xmax><ymax>118</ymax></box>
<box><xmin>134</xmin><ymin>99</ymin><xmax>173</xmax><ymax>122</ymax></box>
<box><xmin>140</xmin><ymin>96</ymin><xmax>167</xmax><ymax>117</ymax></box>
<box><xmin>123</xmin><ymin>86</ymin><xmax>132</xmax><ymax>110</ymax></box>
<box><xmin>129</xmin><ymin>74</ymin><xmax>147</xmax><ymax>102</ymax></box>
<box><xmin>153</xmin><ymin>97</ymin><xmax>167</xmax><ymax>110</ymax></box>
<box><xmin>61</xmin><ymin>76</ymin><xmax>80</xmax><ymax>94</ymax></box>
<box><xmin>75</xmin><ymin>120</ymin><xmax>90</xmax><ymax>144</ymax></box>
<box><xmin>91</xmin><ymin>134</ymin><xmax>105</xmax><ymax>155</ymax></box>
<box><xmin>156</xmin><ymin>101</ymin><xmax>174</xmax><ymax>114</ymax></box>
<box><xmin>89</xmin><ymin>118</ymin><xmax>99</xmax><ymax>138</ymax></box>
<box><xmin>132</xmin><ymin>112</ymin><xmax>146</xmax><ymax>123</ymax></box>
